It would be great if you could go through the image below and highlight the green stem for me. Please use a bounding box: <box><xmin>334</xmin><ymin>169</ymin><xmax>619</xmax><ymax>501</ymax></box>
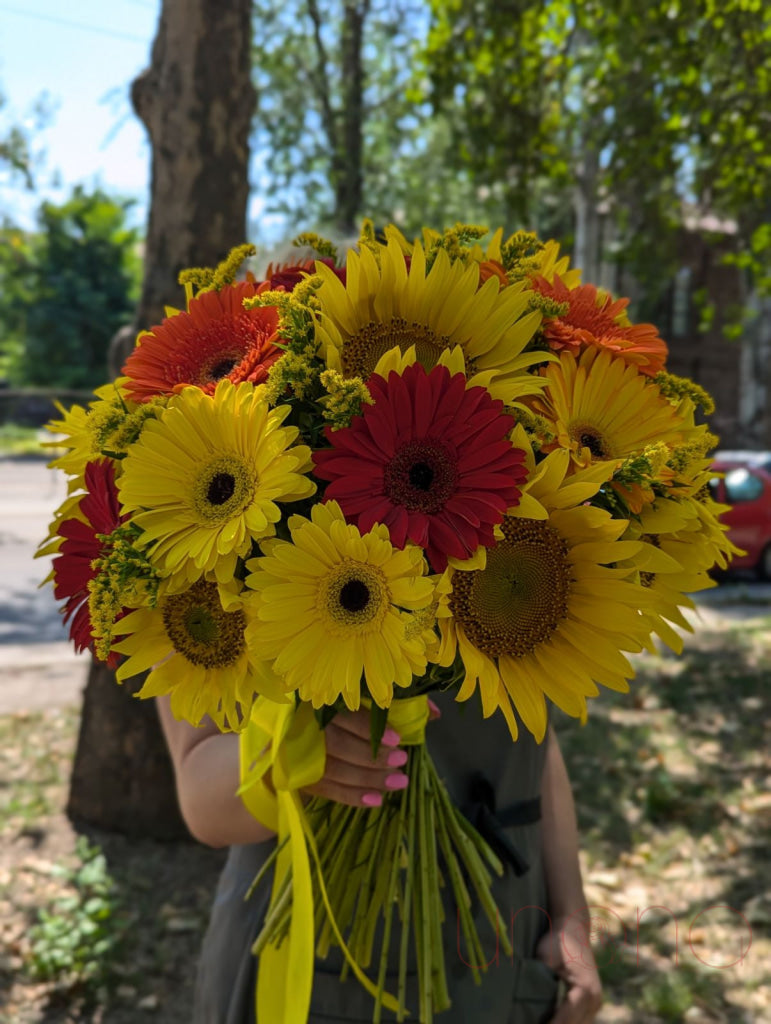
<box><xmin>373</xmin><ymin>787</ymin><xmax>409</xmax><ymax>1024</ymax></box>
<box><xmin>426</xmin><ymin>782</ymin><xmax>451</xmax><ymax>1013</ymax></box>
<box><xmin>433</xmin><ymin>796</ymin><xmax>483</xmax><ymax>986</ymax></box>
<box><xmin>397</xmin><ymin>748</ymin><xmax>418</xmax><ymax>1022</ymax></box>
<box><xmin>416</xmin><ymin>747</ymin><xmax>433</xmax><ymax>1024</ymax></box>
<box><xmin>429</xmin><ymin>759</ymin><xmax>513</xmax><ymax>958</ymax></box>
<box><xmin>244</xmin><ymin>835</ymin><xmax>288</xmax><ymax>902</ymax></box>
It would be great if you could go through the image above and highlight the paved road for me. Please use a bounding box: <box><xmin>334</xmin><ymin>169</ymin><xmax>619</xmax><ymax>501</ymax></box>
<box><xmin>0</xmin><ymin>456</ymin><xmax>89</xmax><ymax>711</ymax></box>
<box><xmin>0</xmin><ymin>457</ymin><xmax>768</xmax><ymax>714</ymax></box>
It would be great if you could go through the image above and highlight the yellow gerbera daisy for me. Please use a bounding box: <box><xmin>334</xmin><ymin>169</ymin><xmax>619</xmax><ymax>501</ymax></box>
<box><xmin>114</xmin><ymin>578</ymin><xmax>278</xmax><ymax>730</ymax></box>
<box><xmin>530</xmin><ymin>348</ymin><xmax>687</xmax><ymax>470</ymax></box>
<box><xmin>243</xmin><ymin>501</ymin><xmax>435</xmax><ymax>710</ymax></box>
<box><xmin>436</xmin><ymin>433</ymin><xmax>656</xmax><ymax>742</ymax></box>
<box><xmin>117</xmin><ymin>379</ymin><xmax>315</xmax><ymax>587</ymax></box>
<box><xmin>313</xmin><ymin>237</ymin><xmax>546</xmax><ymax>404</ymax></box>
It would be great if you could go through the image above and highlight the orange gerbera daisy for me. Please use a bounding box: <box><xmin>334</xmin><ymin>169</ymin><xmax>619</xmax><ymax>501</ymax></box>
<box><xmin>122</xmin><ymin>282</ymin><xmax>281</xmax><ymax>402</ymax></box>
<box><xmin>532</xmin><ymin>274</ymin><xmax>668</xmax><ymax>376</ymax></box>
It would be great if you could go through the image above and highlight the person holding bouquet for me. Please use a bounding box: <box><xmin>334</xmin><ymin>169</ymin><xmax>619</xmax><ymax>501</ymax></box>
<box><xmin>158</xmin><ymin>696</ymin><xmax>603</xmax><ymax>1024</ymax></box>
<box><xmin>43</xmin><ymin>225</ymin><xmax>735</xmax><ymax>1023</ymax></box>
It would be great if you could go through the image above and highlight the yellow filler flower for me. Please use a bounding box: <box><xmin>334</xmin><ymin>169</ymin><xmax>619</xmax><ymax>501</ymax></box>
<box><xmin>117</xmin><ymin>379</ymin><xmax>315</xmax><ymax>587</ymax></box>
<box><xmin>313</xmin><ymin>236</ymin><xmax>545</xmax><ymax>404</ymax></box>
<box><xmin>437</xmin><ymin>431</ymin><xmax>657</xmax><ymax>742</ymax></box>
<box><xmin>244</xmin><ymin>501</ymin><xmax>435</xmax><ymax>710</ymax></box>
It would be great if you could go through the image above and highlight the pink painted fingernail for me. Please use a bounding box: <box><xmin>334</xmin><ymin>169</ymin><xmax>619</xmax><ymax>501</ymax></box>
<box><xmin>386</xmin><ymin>748</ymin><xmax>408</xmax><ymax>768</ymax></box>
<box><xmin>428</xmin><ymin>698</ymin><xmax>442</xmax><ymax>719</ymax></box>
<box><xmin>382</xmin><ymin>728</ymin><xmax>401</xmax><ymax>748</ymax></box>
<box><xmin>361</xmin><ymin>792</ymin><xmax>383</xmax><ymax>807</ymax></box>
<box><xmin>385</xmin><ymin>773</ymin><xmax>409</xmax><ymax>791</ymax></box>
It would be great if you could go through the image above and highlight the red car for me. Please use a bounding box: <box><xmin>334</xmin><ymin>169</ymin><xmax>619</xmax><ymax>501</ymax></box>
<box><xmin>710</xmin><ymin>451</ymin><xmax>771</xmax><ymax>579</ymax></box>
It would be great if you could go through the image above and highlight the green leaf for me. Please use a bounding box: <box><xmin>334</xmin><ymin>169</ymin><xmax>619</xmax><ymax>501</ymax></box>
<box><xmin>369</xmin><ymin>702</ymin><xmax>390</xmax><ymax>759</ymax></box>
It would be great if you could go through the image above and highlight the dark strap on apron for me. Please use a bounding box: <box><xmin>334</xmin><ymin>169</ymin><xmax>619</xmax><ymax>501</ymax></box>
<box><xmin>465</xmin><ymin>773</ymin><xmax>541</xmax><ymax>877</ymax></box>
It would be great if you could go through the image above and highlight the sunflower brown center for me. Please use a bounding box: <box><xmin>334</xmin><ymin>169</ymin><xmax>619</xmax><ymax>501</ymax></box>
<box><xmin>384</xmin><ymin>440</ymin><xmax>458</xmax><ymax>514</ymax></box>
<box><xmin>318</xmin><ymin>561</ymin><xmax>390</xmax><ymax>635</ymax></box>
<box><xmin>162</xmin><ymin>580</ymin><xmax>246</xmax><ymax>668</ymax></box>
<box><xmin>207</xmin><ymin>472</ymin><xmax>236</xmax><ymax>505</ymax></box>
<box><xmin>341</xmin><ymin>317</ymin><xmax>450</xmax><ymax>378</ymax></box>
<box><xmin>449</xmin><ymin>517</ymin><xmax>571</xmax><ymax>658</ymax></box>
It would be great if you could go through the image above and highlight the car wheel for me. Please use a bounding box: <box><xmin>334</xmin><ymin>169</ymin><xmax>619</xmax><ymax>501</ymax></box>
<box><xmin>758</xmin><ymin>544</ymin><xmax>771</xmax><ymax>581</ymax></box>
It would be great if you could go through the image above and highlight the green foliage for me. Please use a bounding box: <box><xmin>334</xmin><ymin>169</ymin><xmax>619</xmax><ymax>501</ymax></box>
<box><xmin>27</xmin><ymin>837</ymin><xmax>124</xmax><ymax>989</ymax></box>
<box><xmin>251</xmin><ymin>0</ymin><xmax>498</xmax><ymax>236</ymax></box>
<box><xmin>423</xmin><ymin>0</ymin><xmax>771</xmax><ymax>312</ymax></box>
<box><xmin>0</xmin><ymin>83</ymin><xmax>52</xmax><ymax>193</ymax></box>
<box><xmin>0</xmin><ymin>186</ymin><xmax>140</xmax><ymax>389</ymax></box>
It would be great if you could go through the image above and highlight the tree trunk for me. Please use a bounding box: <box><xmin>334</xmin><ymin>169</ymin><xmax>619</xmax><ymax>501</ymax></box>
<box><xmin>334</xmin><ymin>0</ymin><xmax>367</xmax><ymax>236</ymax></box>
<box><xmin>68</xmin><ymin>0</ymin><xmax>256</xmax><ymax>838</ymax></box>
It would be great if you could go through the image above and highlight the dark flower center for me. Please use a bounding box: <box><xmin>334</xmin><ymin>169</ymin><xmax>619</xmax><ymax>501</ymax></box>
<box><xmin>210</xmin><ymin>357</ymin><xmax>238</xmax><ymax>380</ymax></box>
<box><xmin>207</xmin><ymin>472</ymin><xmax>236</xmax><ymax>506</ymax></box>
<box><xmin>162</xmin><ymin>580</ymin><xmax>246</xmax><ymax>668</ymax></box>
<box><xmin>384</xmin><ymin>439</ymin><xmax>458</xmax><ymax>514</ymax></box>
<box><xmin>339</xmin><ymin>579</ymin><xmax>371</xmax><ymax>613</ymax></box>
<box><xmin>408</xmin><ymin>461</ymin><xmax>434</xmax><ymax>491</ymax></box>
<box><xmin>341</xmin><ymin>317</ymin><xmax>450</xmax><ymax>378</ymax></box>
<box><xmin>580</xmin><ymin>432</ymin><xmax>607</xmax><ymax>458</ymax></box>
<box><xmin>449</xmin><ymin>518</ymin><xmax>571</xmax><ymax>658</ymax></box>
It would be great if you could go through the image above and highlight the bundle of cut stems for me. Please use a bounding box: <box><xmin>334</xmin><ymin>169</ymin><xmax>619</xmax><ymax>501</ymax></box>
<box><xmin>252</xmin><ymin>745</ymin><xmax>513</xmax><ymax>1023</ymax></box>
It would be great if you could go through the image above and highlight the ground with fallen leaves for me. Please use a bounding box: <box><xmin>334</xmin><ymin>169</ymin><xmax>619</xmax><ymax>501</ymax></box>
<box><xmin>1</xmin><ymin>611</ymin><xmax>769</xmax><ymax>1023</ymax></box>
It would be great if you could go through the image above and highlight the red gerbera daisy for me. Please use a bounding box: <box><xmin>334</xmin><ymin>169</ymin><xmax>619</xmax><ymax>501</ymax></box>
<box><xmin>313</xmin><ymin>363</ymin><xmax>528</xmax><ymax>571</ymax></box>
<box><xmin>533</xmin><ymin>273</ymin><xmax>668</xmax><ymax>376</ymax></box>
<box><xmin>52</xmin><ymin>460</ymin><xmax>125</xmax><ymax>666</ymax></box>
<box><xmin>263</xmin><ymin>256</ymin><xmax>346</xmax><ymax>292</ymax></box>
<box><xmin>122</xmin><ymin>281</ymin><xmax>282</xmax><ymax>402</ymax></box>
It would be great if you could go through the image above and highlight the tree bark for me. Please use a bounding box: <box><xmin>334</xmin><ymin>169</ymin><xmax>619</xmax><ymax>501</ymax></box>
<box><xmin>68</xmin><ymin>0</ymin><xmax>256</xmax><ymax>838</ymax></box>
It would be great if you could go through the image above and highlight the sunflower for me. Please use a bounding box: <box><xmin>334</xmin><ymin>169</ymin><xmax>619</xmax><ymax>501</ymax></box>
<box><xmin>51</xmin><ymin>460</ymin><xmax>126</xmax><ymax>666</ymax></box>
<box><xmin>117</xmin><ymin>379</ymin><xmax>315</xmax><ymax>587</ymax></box>
<box><xmin>114</xmin><ymin>578</ymin><xmax>275</xmax><ymax>730</ymax></box>
<box><xmin>436</xmin><ymin>436</ymin><xmax>656</xmax><ymax>742</ymax></box>
<box><xmin>530</xmin><ymin>348</ymin><xmax>687</xmax><ymax>471</ymax></box>
<box><xmin>313</xmin><ymin>237</ymin><xmax>545</xmax><ymax>404</ymax></box>
<box><xmin>243</xmin><ymin>501</ymin><xmax>435</xmax><ymax>710</ymax></box>
<box><xmin>313</xmin><ymin>362</ymin><xmax>528</xmax><ymax>571</ymax></box>
<box><xmin>122</xmin><ymin>282</ymin><xmax>282</xmax><ymax>402</ymax></box>
<box><xmin>532</xmin><ymin>274</ymin><xmax>668</xmax><ymax>375</ymax></box>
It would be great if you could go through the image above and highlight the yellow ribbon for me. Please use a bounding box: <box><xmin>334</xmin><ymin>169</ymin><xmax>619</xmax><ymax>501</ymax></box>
<box><xmin>238</xmin><ymin>695</ymin><xmax>429</xmax><ymax>1023</ymax></box>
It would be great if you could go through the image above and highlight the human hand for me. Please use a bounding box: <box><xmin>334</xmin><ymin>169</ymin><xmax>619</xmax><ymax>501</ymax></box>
<box><xmin>301</xmin><ymin>700</ymin><xmax>441</xmax><ymax>808</ymax></box>
<box><xmin>535</xmin><ymin>911</ymin><xmax>603</xmax><ymax>1024</ymax></box>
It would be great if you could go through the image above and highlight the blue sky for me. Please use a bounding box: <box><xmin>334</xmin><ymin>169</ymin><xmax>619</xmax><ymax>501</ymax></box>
<box><xmin>1</xmin><ymin>0</ymin><xmax>158</xmax><ymax>227</ymax></box>
<box><xmin>1</xmin><ymin>0</ymin><xmax>282</xmax><ymax>240</ymax></box>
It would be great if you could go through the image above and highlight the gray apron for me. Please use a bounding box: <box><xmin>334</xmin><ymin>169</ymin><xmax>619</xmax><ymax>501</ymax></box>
<box><xmin>193</xmin><ymin>691</ymin><xmax>559</xmax><ymax>1023</ymax></box>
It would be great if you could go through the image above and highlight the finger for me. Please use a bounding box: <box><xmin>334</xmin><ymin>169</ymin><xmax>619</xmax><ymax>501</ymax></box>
<box><xmin>325</xmin><ymin>721</ymin><xmax>407</xmax><ymax>770</ymax></box>
<box><xmin>321</xmin><ymin>753</ymin><xmax>395</xmax><ymax>791</ymax></box>
<box><xmin>334</xmin><ymin>709</ymin><xmax>402</xmax><ymax>747</ymax></box>
<box><xmin>428</xmin><ymin>698</ymin><xmax>442</xmax><ymax>721</ymax></box>
<box><xmin>303</xmin><ymin>776</ymin><xmax>378</xmax><ymax>807</ymax></box>
<box><xmin>304</xmin><ymin>772</ymin><xmax>405</xmax><ymax>808</ymax></box>
<box><xmin>549</xmin><ymin>984</ymin><xmax>600</xmax><ymax>1024</ymax></box>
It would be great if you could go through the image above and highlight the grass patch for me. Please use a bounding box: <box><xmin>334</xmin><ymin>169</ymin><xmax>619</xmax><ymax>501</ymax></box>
<box><xmin>0</xmin><ymin>423</ymin><xmax>47</xmax><ymax>456</ymax></box>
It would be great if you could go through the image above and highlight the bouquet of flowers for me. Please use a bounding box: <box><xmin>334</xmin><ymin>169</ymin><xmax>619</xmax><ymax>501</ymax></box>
<box><xmin>41</xmin><ymin>224</ymin><xmax>738</xmax><ymax>1022</ymax></box>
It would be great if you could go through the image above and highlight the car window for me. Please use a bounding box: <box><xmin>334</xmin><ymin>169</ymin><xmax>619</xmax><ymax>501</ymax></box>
<box><xmin>723</xmin><ymin>468</ymin><xmax>764</xmax><ymax>503</ymax></box>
